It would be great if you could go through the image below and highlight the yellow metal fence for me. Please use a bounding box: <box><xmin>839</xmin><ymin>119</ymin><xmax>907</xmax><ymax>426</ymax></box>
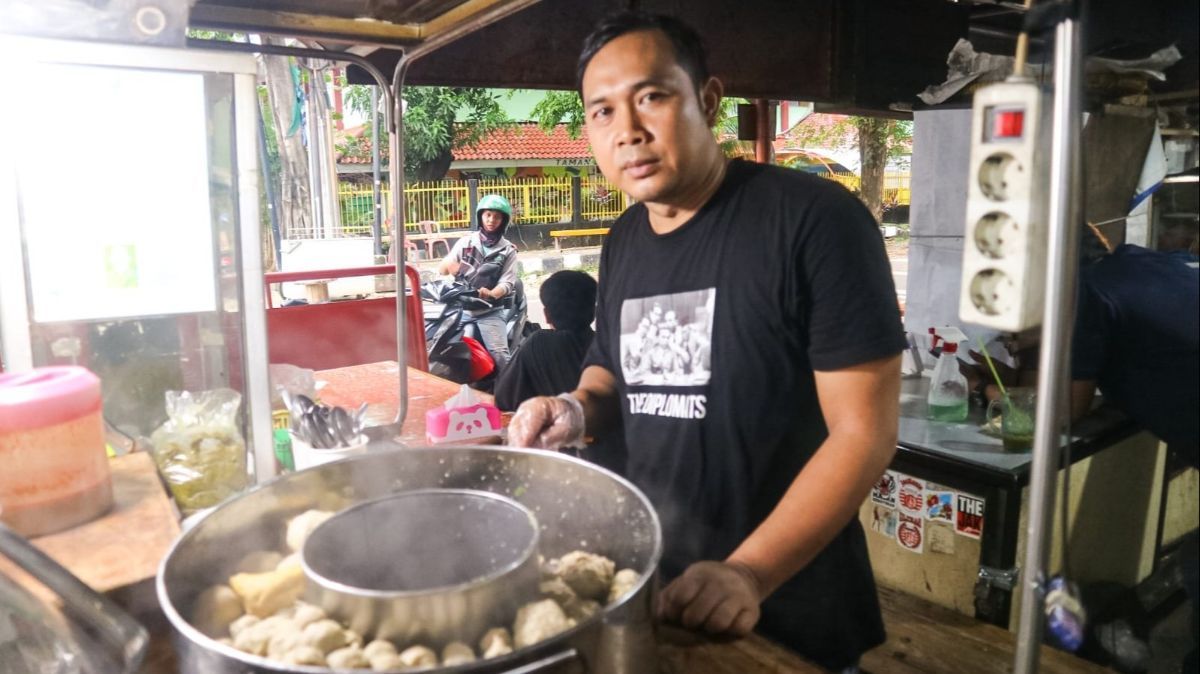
<box><xmin>825</xmin><ymin>171</ymin><xmax>912</xmax><ymax>208</ymax></box>
<box><xmin>335</xmin><ymin>175</ymin><xmax>629</xmax><ymax>238</ymax></box>
<box><xmin>330</xmin><ymin>170</ymin><xmax>905</xmax><ymax>240</ymax></box>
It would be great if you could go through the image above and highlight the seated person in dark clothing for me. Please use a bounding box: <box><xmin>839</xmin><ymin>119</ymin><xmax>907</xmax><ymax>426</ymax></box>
<box><xmin>1069</xmin><ymin>221</ymin><xmax>1198</xmax><ymax>464</ymax></box>
<box><xmin>495</xmin><ymin>270</ymin><xmax>598</xmax><ymax>411</ymax></box>
<box><xmin>1070</xmin><ymin>221</ymin><xmax>1199</xmax><ymax>672</ymax></box>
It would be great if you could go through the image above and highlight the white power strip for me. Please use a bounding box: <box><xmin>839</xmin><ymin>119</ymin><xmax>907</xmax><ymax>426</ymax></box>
<box><xmin>959</xmin><ymin>79</ymin><xmax>1051</xmax><ymax>332</ymax></box>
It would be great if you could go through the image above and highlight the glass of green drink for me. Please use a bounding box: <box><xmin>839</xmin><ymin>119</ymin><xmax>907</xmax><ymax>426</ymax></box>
<box><xmin>987</xmin><ymin>387</ymin><xmax>1036</xmax><ymax>451</ymax></box>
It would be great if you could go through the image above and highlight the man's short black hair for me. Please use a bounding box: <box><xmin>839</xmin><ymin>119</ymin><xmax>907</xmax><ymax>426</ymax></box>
<box><xmin>540</xmin><ymin>270</ymin><xmax>598</xmax><ymax>332</ymax></box>
<box><xmin>576</xmin><ymin>11</ymin><xmax>710</xmax><ymax>92</ymax></box>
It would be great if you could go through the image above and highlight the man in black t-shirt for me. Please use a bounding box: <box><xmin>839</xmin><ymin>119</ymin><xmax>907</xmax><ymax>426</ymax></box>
<box><xmin>508</xmin><ymin>12</ymin><xmax>905</xmax><ymax>669</ymax></box>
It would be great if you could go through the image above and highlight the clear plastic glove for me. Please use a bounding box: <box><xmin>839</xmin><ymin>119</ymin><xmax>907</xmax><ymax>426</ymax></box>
<box><xmin>507</xmin><ymin>394</ymin><xmax>586</xmax><ymax>450</ymax></box>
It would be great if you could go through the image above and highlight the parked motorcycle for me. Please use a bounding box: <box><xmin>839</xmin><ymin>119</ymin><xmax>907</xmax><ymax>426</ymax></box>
<box><xmin>420</xmin><ymin>277</ymin><xmax>535</xmax><ymax>390</ymax></box>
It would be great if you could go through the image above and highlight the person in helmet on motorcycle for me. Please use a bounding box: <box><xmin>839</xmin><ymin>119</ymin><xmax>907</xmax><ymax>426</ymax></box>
<box><xmin>437</xmin><ymin>194</ymin><xmax>520</xmax><ymax>369</ymax></box>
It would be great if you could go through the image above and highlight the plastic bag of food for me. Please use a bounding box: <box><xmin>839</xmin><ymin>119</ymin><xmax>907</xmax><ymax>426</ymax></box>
<box><xmin>150</xmin><ymin>389</ymin><xmax>247</xmax><ymax>514</ymax></box>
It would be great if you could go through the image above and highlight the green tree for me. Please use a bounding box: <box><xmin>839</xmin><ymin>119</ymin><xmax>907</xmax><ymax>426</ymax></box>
<box><xmin>531</xmin><ymin>90</ymin><xmax>586</xmax><ymax>138</ymax></box>
<box><xmin>789</xmin><ymin>115</ymin><xmax>912</xmax><ymax>222</ymax></box>
<box><xmin>344</xmin><ymin>84</ymin><xmax>512</xmax><ymax>181</ymax></box>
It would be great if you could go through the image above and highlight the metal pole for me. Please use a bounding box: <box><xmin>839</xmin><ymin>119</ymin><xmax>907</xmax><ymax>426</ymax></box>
<box><xmin>1014</xmin><ymin>13</ymin><xmax>1083</xmax><ymax>674</ymax></box>
<box><xmin>371</xmin><ymin>85</ymin><xmax>383</xmax><ymax>256</ymax></box>
<box><xmin>391</xmin><ymin>56</ymin><xmax>410</xmax><ymax>429</ymax></box>
<box><xmin>188</xmin><ymin>37</ymin><xmax>411</xmax><ymax>429</ymax></box>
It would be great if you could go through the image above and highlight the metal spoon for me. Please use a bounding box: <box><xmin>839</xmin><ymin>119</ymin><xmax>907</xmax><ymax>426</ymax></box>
<box><xmin>294</xmin><ymin>394</ymin><xmax>317</xmax><ymax>415</ymax></box>
<box><xmin>331</xmin><ymin>407</ymin><xmax>356</xmax><ymax>446</ymax></box>
<box><xmin>304</xmin><ymin>410</ymin><xmax>336</xmax><ymax>449</ymax></box>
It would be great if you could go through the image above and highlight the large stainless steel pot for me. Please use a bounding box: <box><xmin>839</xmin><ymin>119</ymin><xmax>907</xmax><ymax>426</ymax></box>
<box><xmin>157</xmin><ymin>445</ymin><xmax>662</xmax><ymax>674</ymax></box>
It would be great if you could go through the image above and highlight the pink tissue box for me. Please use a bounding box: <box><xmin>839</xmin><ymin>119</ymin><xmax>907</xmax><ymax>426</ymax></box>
<box><xmin>426</xmin><ymin>402</ymin><xmax>502</xmax><ymax>444</ymax></box>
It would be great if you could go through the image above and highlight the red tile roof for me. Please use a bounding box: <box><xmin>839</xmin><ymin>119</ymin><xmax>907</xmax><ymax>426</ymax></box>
<box><xmin>335</xmin><ymin>122</ymin><xmax>593</xmax><ymax>164</ymax></box>
<box><xmin>453</xmin><ymin>123</ymin><xmax>592</xmax><ymax>161</ymax></box>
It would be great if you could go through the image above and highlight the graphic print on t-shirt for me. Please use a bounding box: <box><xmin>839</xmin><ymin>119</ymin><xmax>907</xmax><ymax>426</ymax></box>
<box><xmin>619</xmin><ymin>288</ymin><xmax>715</xmax><ymax>387</ymax></box>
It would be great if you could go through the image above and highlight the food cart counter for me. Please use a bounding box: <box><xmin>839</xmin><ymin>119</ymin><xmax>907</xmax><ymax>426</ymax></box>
<box><xmin>859</xmin><ymin>375</ymin><xmax>1164</xmax><ymax>628</ymax></box>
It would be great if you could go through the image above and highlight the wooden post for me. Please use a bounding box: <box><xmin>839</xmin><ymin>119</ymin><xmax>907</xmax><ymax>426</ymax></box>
<box><xmin>754</xmin><ymin>99</ymin><xmax>774</xmax><ymax>164</ymax></box>
<box><xmin>467</xmin><ymin>179</ymin><xmax>479</xmax><ymax>228</ymax></box>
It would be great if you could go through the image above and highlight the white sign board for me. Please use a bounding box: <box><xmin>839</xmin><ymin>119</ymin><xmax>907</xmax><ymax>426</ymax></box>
<box><xmin>17</xmin><ymin>63</ymin><xmax>218</xmax><ymax>323</ymax></box>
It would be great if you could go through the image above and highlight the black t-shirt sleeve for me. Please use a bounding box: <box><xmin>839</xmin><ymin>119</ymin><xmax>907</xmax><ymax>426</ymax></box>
<box><xmin>794</xmin><ymin>185</ymin><xmax>906</xmax><ymax>371</ymax></box>
<box><xmin>493</xmin><ymin>344</ymin><xmax>529</xmax><ymax>411</ymax></box>
<box><xmin>583</xmin><ymin>234</ymin><xmax>617</xmax><ymax>374</ymax></box>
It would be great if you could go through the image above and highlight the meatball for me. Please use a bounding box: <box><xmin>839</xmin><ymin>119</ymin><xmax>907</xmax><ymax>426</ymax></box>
<box><xmin>291</xmin><ymin>602</ymin><xmax>326</xmax><ymax>629</ymax></box>
<box><xmin>397</xmin><ymin>645</ymin><xmax>438</xmax><ymax>669</ymax></box>
<box><xmin>368</xmin><ymin>652</ymin><xmax>403</xmax><ymax>671</ymax></box>
<box><xmin>300</xmin><ymin>618</ymin><xmax>353</xmax><ymax>653</ymax></box>
<box><xmin>441</xmin><ymin>641</ymin><xmax>476</xmax><ymax>666</ymax></box>
<box><xmin>513</xmin><ymin>599</ymin><xmax>572</xmax><ymax>649</ymax></box>
<box><xmin>192</xmin><ymin>584</ymin><xmax>242</xmax><ymax>637</ymax></box>
<box><xmin>326</xmin><ymin>645</ymin><xmax>370</xmax><ymax>669</ymax></box>
<box><xmin>228</xmin><ymin>614</ymin><xmax>260</xmax><ymax>638</ymax></box>
<box><xmin>232</xmin><ymin>616</ymin><xmax>291</xmax><ymax>656</ymax></box>
<box><xmin>281</xmin><ymin>645</ymin><xmax>326</xmax><ymax>665</ymax></box>
<box><xmin>286</xmin><ymin>509</ymin><xmax>335</xmax><ymax>552</ymax></box>
<box><xmin>608</xmin><ymin>568</ymin><xmax>641</xmax><ymax>604</ymax></box>
<box><xmin>556</xmin><ymin>551</ymin><xmax>615</xmax><ymax>601</ymax></box>
<box><xmin>479</xmin><ymin>627</ymin><xmax>513</xmax><ymax>659</ymax></box>
<box><xmin>363</xmin><ymin>639</ymin><xmax>397</xmax><ymax>662</ymax></box>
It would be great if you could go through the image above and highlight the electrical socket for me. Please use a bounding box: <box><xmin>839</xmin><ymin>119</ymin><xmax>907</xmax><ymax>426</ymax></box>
<box><xmin>974</xmin><ymin>212</ymin><xmax>1022</xmax><ymax>259</ymax></box>
<box><xmin>969</xmin><ymin>269</ymin><xmax>1017</xmax><ymax>316</ymax></box>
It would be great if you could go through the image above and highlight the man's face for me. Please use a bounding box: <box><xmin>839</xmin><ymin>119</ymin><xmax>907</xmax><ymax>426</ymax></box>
<box><xmin>582</xmin><ymin>30</ymin><xmax>721</xmax><ymax>205</ymax></box>
<box><xmin>480</xmin><ymin>209</ymin><xmax>505</xmax><ymax>232</ymax></box>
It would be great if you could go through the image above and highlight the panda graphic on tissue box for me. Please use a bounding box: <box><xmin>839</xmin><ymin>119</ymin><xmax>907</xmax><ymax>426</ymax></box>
<box><xmin>426</xmin><ymin>385</ymin><xmax>502</xmax><ymax>444</ymax></box>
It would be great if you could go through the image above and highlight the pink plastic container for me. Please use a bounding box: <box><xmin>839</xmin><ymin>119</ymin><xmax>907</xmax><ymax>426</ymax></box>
<box><xmin>426</xmin><ymin>402</ymin><xmax>502</xmax><ymax>444</ymax></box>
<box><xmin>0</xmin><ymin>367</ymin><xmax>113</xmax><ymax>537</ymax></box>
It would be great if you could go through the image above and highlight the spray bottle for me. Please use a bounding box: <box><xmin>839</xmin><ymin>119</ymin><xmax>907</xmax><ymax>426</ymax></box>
<box><xmin>928</xmin><ymin>342</ymin><xmax>968</xmax><ymax>422</ymax></box>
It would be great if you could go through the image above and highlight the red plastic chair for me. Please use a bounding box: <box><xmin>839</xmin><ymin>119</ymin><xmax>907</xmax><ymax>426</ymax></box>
<box><xmin>416</xmin><ymin>220</ymin><xmax>450</xmax><ymax>259</ymax></box>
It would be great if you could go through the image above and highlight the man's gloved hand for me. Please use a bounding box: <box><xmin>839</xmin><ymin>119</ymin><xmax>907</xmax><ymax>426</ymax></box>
<box><xmin>508</xmin><ymin>393</ymin><xmax>586</xmax><ymax>450</ymax></box>
<box><xmin>657</xmin><ymin>561</ymin><xmax>762</xmax><ymax>638</ymax></box>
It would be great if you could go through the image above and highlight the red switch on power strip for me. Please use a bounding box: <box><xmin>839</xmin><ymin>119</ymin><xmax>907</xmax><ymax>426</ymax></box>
<box><xmin>992</xmin><ymin>108</ymin><xmax>1025</xmax><ymax>139</ymax></box>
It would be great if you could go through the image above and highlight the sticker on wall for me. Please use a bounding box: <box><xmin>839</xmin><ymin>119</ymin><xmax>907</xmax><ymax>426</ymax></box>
<box><xmin>928</xmin><ymin>522</ymin><xmax>956</xmax><ymax>554</ymax></box>
<box><xmin>871</xmin><ymin>471</ymin><xmax>898</xmax><ymax>507</ymax></box>
<box><xmin>925</xmin><ymin>487</ymin><xmax>955</xmax><ymax>523</ymax></box>
<box><xmin>896</xmin><ymin>512</ymin><xmax>924</xmax><ymax>553</ymax></box>
<box><xmin>955</xmin><ymin>493</ymin><xmax>985</xmax><ymax>539</ymax></box>
<box><xmin>870</xmin><ymin>504</ymin><xmax>898</xmax><ymax>537</ymax></box>
<box><xmin>897</xmin><ymin>474</ymin><xmax>925</xmax><ymax>518</ymax></box>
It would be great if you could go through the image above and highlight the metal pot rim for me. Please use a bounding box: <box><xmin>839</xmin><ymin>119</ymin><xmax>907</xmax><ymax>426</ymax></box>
<box><xmin>300</xmin><ymin>488</ymin><xmax>540</xmax><ymax>600</ymax></box>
